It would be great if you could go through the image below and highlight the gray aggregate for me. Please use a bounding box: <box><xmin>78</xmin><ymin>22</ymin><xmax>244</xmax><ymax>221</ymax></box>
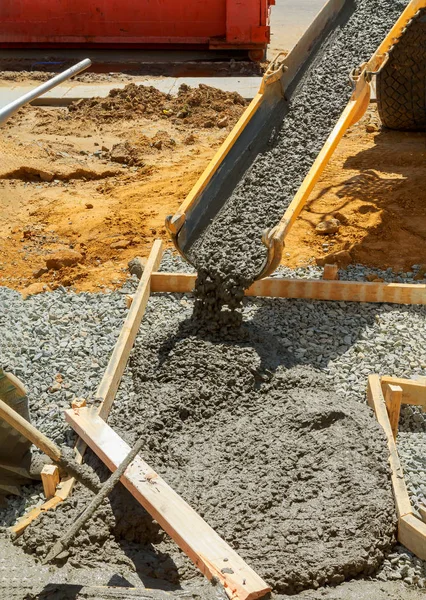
<box><xmin>0</xmin><ymin>250</ymin><xmax>425</xmax><ymax>589</ymax></box>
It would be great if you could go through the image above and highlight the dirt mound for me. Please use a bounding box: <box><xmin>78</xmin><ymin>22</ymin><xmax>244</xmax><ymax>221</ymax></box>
<box><xmin>69</xmin><ymin>83</ymin><xmax>247</xmax><ymax>129</ymax></box>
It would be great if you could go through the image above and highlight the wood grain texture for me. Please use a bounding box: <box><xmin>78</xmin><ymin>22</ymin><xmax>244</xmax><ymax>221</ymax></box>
<box><xmin>384</xmin><ymin>384</ymin><xmax>403</xmax><ymax>439</ymax></box>
<box><xmin>367</xmin><ymin>375</ymin><xmax>413</xmax><ymax>520</ymax></box>
<box><xmin>381</xmin><ymin>376</ymin><xmax>426</xmax><ymax>407</ymax></box>
<box><xmin>399</xmin><ymin>514</ymin><xmax>426</xmax><ymax>561</ymax></box>
<box><xmin>41</xmin><ymin>464</ymin><xmax>60</xmax><ymax>499</ymax></box>
<box><xmin>150</xmin><ymin>273</ymin><xmax>426</xmax><ymax>305</ymax></box>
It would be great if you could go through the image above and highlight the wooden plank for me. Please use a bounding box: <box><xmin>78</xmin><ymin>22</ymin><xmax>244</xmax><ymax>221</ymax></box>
<box><xmin>11</xmin><ymin>241</ymin><xmax>164</xmax><ymax>535</ymax></box>
<box><xmin>399</xmin><ymin>514</ymin><xmax>426</xmax><ymax>561</ymax></box>
<box><xmin>384</xmin><ymin>384</ymin><xmax>403</xmax><ymax>440</ymax></box>
<box><xmin>381</xmin><ymin>376</ymin><xmax>426</xmax><ymax>408</ymax></box>
<box><xmin>65</xmin><ymin>407</ymin><xmax>271</xmax><ymax>600</ymax></box>
<box><xmin>71</xmin><ymin>240</ymin><xmax>164</xmax><ymax>485</ymax></box>
<box><xmin>419</xmin><ymin>505</ymin><xmax>426</xmax><ymax>523</ymax></box>
<box><xmin>96</xmin><ymin>240</ymin><xmax>164</xmax><ymax>418</ymax></box>
<box><xmin>11</xmin><ymin>496</ymin><xmax>62</xmax><ymax>537</ymax></box>
<box><xmin>41</xmin><ymin>464</ymin><xmax>60</xmax><ymax>499</ymax></box>
<box><xmin>323</xmin><ymin>264</ymin><xmax>339</xmax><ymax>280</ymax></box>
<box><xmin>367</xmin><ymin>375</ymin><xmax>413</xmax><ymax>520</ymax></box>
<box><xmin>150</xmin><ymin>273</ymin><xmax>426</xmax><ymax>305</ymax></box>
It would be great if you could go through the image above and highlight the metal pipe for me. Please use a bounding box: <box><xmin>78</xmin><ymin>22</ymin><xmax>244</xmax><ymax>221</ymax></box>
<box><xmin>0</xmin><ymin>58</ymin><xmax>92</xmax><ymax>125</ymax></box>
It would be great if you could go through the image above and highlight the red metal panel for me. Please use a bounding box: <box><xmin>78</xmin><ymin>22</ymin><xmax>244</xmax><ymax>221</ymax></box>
<box><xmin>0</xmin><ymin>0</ymin><xmax>227</xmax><ymax>45</ymax></box>
<box><xmin>226</xmin><ymin>0</ymin><xmax>272</xmax><ymax>44</ymax></box>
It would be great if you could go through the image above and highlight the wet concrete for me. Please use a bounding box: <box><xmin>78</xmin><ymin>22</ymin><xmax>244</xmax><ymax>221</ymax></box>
<box><xmin>122</xmin><ymin>320</ymin><xmax>395</xmax><ymax>593</ymax></box>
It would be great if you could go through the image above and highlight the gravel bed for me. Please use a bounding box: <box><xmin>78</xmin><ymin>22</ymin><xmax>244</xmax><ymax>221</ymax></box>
<box><xmin>273</xmin><ymin>263</ymin><xmax>426</xmax><ymax>284</ymax></box>
<box><xmin>0</xmin><ymin>250</ymin><xmax>425</xmax><ymax>589</ymax></box>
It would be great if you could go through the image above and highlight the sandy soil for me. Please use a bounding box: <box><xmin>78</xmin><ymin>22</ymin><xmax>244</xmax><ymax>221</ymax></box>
<box><xmin>0</xmin><ymin>84</ymin><xmax>247</xmax><ymax>295</ymax></box>
<box><xmin>282</xmin><ymin>105</ymin><xmax>426</xmax><ymax>272</ymax></box>
<box><xmin>1</xmin><ymin>99</ymin><xmax>425</xmax><ymax>296</ymax></box>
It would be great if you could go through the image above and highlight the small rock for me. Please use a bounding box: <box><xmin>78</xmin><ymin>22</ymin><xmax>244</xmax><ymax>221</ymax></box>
<box><xmin>316</xmin><ymin>218</ymin><xmax>340</xmax><ymax>235</ymax></box>
<box><xmin>183</xmin><ymin>134</ymin><xmax>196</xmax><ymax>145</ymax></box>
<box><xmin>217</xmin><ymin>116</ymin><xmax>229</xmax><ymax>128</ymax></box>
<box><xmin>101</xmin><ymin>145</ymin><xmax>109</xmax><ymax>152</ymax></box>
<box><xmin>203</xmin><ymin>120</ymin><xmax>215</xmax><ymax>128</ymax></box>
<box><xmin>38</xmin><ymin>170</ymin><xmax>54</xmax><ymax>182</ymax></box>
<box><xmin>85</xmin><ymin>203</ymin><xmax>94</xmax><ymax>209</ymax></box>
<box><xmin>110</xmin><ymin>240</ymin><xmax>131</xmax><ymax>250</ymax></box>
<box><xmin>153</xmin><ymin>140</ymin><xmax>162</xmax><ymax>150</ymax></box>
<box><xmin>128</xmin><ymin>258</ymin><xmax>144</xmax><ymax>279</ymax></box>
<box><xmin>366</xmin><ymin>123</ymin><xmax>378</xmax><ymax>133</ymax></box>
<box><xmin>110</xmin><ymin>142</ymin><xmax>134</xmax><ymax>164</ymax></box>
<box><xmin>45</xmin><ymin>249</ymin><xmax>83</xmax><ymax>270</ymax></box>
<box><xmin>33</xmin><ymin>266</ymin><xmax>48</xmax><ymax>279</ymax></box>
<box><xmin>316</xmin><ymin>250</ymin><xmax>352</xmax><ymax>267</ymax></box>
<box><xmin>21</xmin><ymin>282</ymin><xmax>48</xmax><ymax>298</ymax></box>
<box><xmin>49</xmin><ymin>382</ymin><xmax>62</xmax><ymax>393</ymax></box>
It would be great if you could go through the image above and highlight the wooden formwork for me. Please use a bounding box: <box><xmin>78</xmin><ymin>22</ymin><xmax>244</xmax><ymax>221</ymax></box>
<box><xmin>367</xmin><ymin>374</ymin><xmax>426</xmax><ymax>560</ymax></box>
<box><xmin>9</xmin><ymin>240</ymin><xmax>426</xmax><ymax>580</ymax></box>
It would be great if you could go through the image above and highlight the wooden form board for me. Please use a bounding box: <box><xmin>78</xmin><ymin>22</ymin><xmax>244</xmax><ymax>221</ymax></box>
<box><xmin>150</xmin><ymin>273</ymin><xmax>426</xmax><ymax>305</ymax></box>
<box><xmin>11</xmin><ymin>241</ymin><xmax>164</xmax><ymax>536</ymax></box>
<box><xmin>66</xmin><ymin>407</ymin><xmax>271</xmax><ymax>600</ymax></box>
<box><xmin>367</xmin><ymin>375</ymin><xmax>413</xmax><ymax>520</ymax></box>
<box><xmin>381</xmin><ymin>376</ymin><xmax>426</xmax><ymax>408</ymax></box>
<box><xmin>367</xmin><ymin>374</ymin><xmax>426</xmax><ymax>560</ymax></box>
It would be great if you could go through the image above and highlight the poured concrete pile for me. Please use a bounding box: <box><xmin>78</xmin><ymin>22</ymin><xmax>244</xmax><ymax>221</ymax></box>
<box><xmin>188</xmin><ymin>0</ymin><xmax>408</xmax><ymax>327</ymax></box>
<box><xmin>104</xmin><ymin>320</ymin><xmax>396</xmax><ymax>594</ymax></box>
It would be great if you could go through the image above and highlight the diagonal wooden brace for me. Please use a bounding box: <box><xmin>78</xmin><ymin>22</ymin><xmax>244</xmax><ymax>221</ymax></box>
<box><xmin>65</xmin><ymin>407</ymin><xmax>271</xmax><ymax>600</ymax></box>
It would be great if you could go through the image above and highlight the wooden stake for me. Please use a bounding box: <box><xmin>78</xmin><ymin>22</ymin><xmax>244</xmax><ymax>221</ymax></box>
<box><xmin>419</xmin><ymin>505</ymin><xmax>426</xmax><ymax>523</ymax></box>
<box><xmin>323</xmin><ymin>264</ymin><xmax>339</xmax><ymax>280</ymax></box>
<box><xmin>399</xmin><ymin>514</ymin><xmax>426</xmax><ymax>561</ymax></box>
<box><xmin>367</xmin><ymin>375</ymin><xmax>413</xmax><ymax>520</ymax></box>
<box><xmin>96</xmin><ymin>241</ymin><xmax>163</xmax><ymax>419</ymax></box>
<box><xmin>381</xmin><ymin>376</ymin><xmax>426</xmax><ymax>408</ymax></box>
<box><xmin>384</xmin><ymin>384</ymin><xmax>403</xmax><ymax>439</ymax></box>
<box><xmin>66</xmin><ymin>407</ymin><xmax>271</xmax><ymax>600</ymax></box>
<box><xmin>41</xmin><ymin>465</ymin><xmax>60</xmax><ymax>499</ymax></box>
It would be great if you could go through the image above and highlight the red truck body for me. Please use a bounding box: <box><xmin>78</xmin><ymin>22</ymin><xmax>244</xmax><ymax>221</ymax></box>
<box><xmin>0</xmin><ymin>0</ymin><xmax>274</xmax><ymax>57</ymax></box>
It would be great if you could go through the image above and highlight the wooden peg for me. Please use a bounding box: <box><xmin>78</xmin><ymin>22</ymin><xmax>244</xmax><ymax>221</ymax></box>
<box><xmin>384</xmin><ymin>383</ymin><xmax>403</xmax><ymax>439</ymax></box>
<box><xmin>323</xmin><ymin>264</ymin><xmax>339</xmax><ymax>280</ymax></box>
<box><xmin>126</xmin><ymin>294</ymin><xmax>134</xmax><ymax>309</ymax></box>
<box><xmin>41</xmin><ymin>464</ymin><xmax>60</xmax><ymax>499</ymax></box>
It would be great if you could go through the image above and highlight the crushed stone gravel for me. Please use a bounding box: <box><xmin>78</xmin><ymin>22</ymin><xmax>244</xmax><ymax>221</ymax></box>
<box><xmin>0</xmin><ymin>250</ymin><xmax>425</xmax><ymax>592</ymax></box>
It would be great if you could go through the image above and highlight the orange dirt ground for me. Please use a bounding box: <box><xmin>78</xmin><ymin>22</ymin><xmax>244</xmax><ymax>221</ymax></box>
<box><xmin>0</xmin><ymin>94</ymin><xmax>425</xmax><ymax>296</ymax></box>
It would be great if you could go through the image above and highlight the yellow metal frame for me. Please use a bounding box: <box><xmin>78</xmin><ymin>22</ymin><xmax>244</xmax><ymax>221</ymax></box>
<box><xmin>260</xmin><ymin>0</ymin><xmax>426</xmax><ymax>277</ymax></box>
<box><xmin>166</xmin><ymin>0</ymin><xmax>426</xmax><ymax>278</ymax></box>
